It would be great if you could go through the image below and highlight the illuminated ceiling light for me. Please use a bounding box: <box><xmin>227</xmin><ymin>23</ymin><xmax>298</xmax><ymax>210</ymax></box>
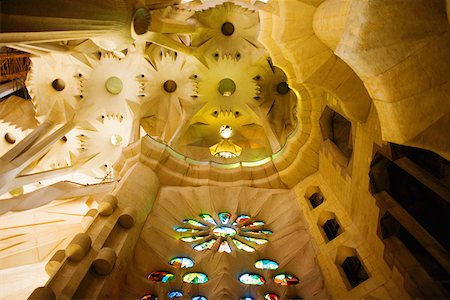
<box><xmin>221</xmin><ymin>22</ymin><xmax>235</xmax><ymax>36</ymax></box>
<box><xmin>209</xmin><ymin>139</ymin><xmax>242</xmax><ymax>158</ymax></box>
<box><xmin>105</xmin><ymin>76</ymin><xmax>123</xmax><ymax>95</ymax></box>
<box><xmin>220</xmin><ymin>125</ymin><xmax>233</xmax><ymax>139</ymax></box>
<box><xmin>110</xmin><ymin>134</ymin><xmax>123</xmax><ymax>146</ymax></box>
<box><xmin>164</xmin><ymin>80</ymin><xmax>178</xmax><ymax>93</ymax></box>
<box><xmin>218</xmin><ymin>78</ymin><xmax>236</xmax><ymax>97</ymax></box>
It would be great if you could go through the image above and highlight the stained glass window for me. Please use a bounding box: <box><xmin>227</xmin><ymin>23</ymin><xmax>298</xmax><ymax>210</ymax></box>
<box><xmin>183</xmin><ymin>219</ymin><xmax>207</xmax><ymax>227</ymax></box>
<box><xmin>168</xmin><ymin>291</ymin><xmax>183</xmax><ymax>298</ymax></box>
<box><xmin>273</xmin><ymin>274</ymin><xmax>299</xmax><ymax>285</ymax></box>
<box><xmin>200</xmin><ymin>214</ymin><xmax>217</xmax><ymax>225</ymax></box>
<box><xmin>218</xmin><ymin>212</ymin><xmax>231</xmax><ymax>224</ymax></box>
<box><xmin>141</xmin><ymin>294</ymin><xmax>157</xmax><ymax>300</ymax></box>
<box><xmin>177</xmin><ymin>213</ymin><xmax>270</xmax><ymax>253</ymax></box>
<box><xmin>264</xmin><ymin>293</ymin><xmax>280</xmax><ymax>300</ymax></box>
<box><xmin>212</xmin><ymin>226</ymin><xmax>236</xmax><ymax>237</ymax></box>
<box><xmin>148</xmin><ymin>271</ymin><xmax>175</xmax><ymax>282</ymax></box>
<box><xmin>232</xmin><ymin>214</ymin><xmax>250</xmax><ymax>225</ymax></box>
<box><xmin>242</xmin><ymin>236</ymin><xmax>268</xmax><ymax>244</ymax></box>
<box><xmin>192</xmin><ymin>296</ymin><xmax>207</xmax><ymax>300</ymax></box>
<box><xmin>255</xmin><ymin>259</ymin><xmax>279</xmax><ymax>270</ymax></box>
<box><xmin>193</xmin><ymin>239</ymin><xmax>216</xmax><ymax>251</ymax></box>
<box><xmin>183</xmin><ymin>272</ymin><xmax>209</xmax><ymax>284</ymax></box>
<box><xmin>239</xmin><ymin>273</ymin><xmax>265</xmax><ymax>285</ymax></box>
<box><xmin>240</xmin><ymin>298</ymin><xmax>253</xmax><ymax>300</ymax></box>
<box><xmin>218</xmin><ymin>240</ymin><xmax>232</xmax><ymax>253</ymax></box>
<box><xmin>169</xmin><ymin>257</ymin><xmax>194</xmax><ymax>269</ymax></box>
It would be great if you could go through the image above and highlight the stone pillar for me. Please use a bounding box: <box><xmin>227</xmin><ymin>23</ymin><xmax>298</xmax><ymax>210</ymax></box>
<box><xmin>28</xmin><ymin>162</ymin><xmax>160</xmax><ymax>299</ymax></box>
<box><xmin>0</xmin><ymin>0</ymin><xmax>149</xmax><ymax>51</ymax></box>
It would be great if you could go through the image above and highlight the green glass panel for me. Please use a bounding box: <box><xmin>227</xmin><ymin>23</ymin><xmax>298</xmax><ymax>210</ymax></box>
<box><xmin>193</xmin><ymin>239</ymin><xmax>216</xmax><ymax>251</ymax></box>
<box><xmin>183</xmin><ymin>272</ymin><xmax>208</xmax><ymax>284</ymax></box>
<box><xmin>212</xmin><ymin>226</ymin><xmax>236</xmax><ymax>237</ymax></box>
<box><xmin>242</xmin><ymin>236</ymin><xmax>268</xmax><ymax>245</ymax></box>
<box><xmin>200</xmin><ymin>214</ymin><xmax>217</xmax><ymax>225</ymax></box>
<box><xmin>218</xmin><ymin>212</ymin><xmax>231</xmax><ymax>224</ymax></box>
<box><xmin>239</xmin><ymin>273</ymin><xmax>265</xmax><ymax>285</ymax></box>
<box><xmin>174</xmin><ymin>227</ymin><xmax>201</xmax><ymax>233</ymax></box>
<box><xmin>183</xmin><ymin>219</ymin><xmax>207</xmax><ymax>227</ymax></box>
<box><xmin>233</xmin><ymin>239</ymin><xmax>255</xmax><ymax>252</ymax></box>
<box><xmin>169</xmin><ymin>257</ymin><xmax>194</xmax><ymax>269</ymax></box>
<box><xmin>273</xmin><ymin>273</ymin><xmax>300</xmax><ymax>286</ymax></box>
<box><xmin>255</xmin><ymin>259</ymin><xmax>279</xmax><ymax>270</ymax></box>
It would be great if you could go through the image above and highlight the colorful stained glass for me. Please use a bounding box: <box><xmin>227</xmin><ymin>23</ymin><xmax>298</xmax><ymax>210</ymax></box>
<box><xmin>218</xmin><ymin>240</ymin><xmax>232</xmax><ymax>253</ymax></box>
<box><xmin>232</xmin><ymin>214</ymin><xmax>250</xmax><ymax>225</ymax></box>
<box><xmin>264</xmin><ymin>293</ymin><xmax>280</xmax><ymax>300</ymax></box>
<box><xmin>242</xmin><ymin>236</ymin><xmax>268</xmax><ymax>244</ymax></box>
<box><xmin>233</xmin><ymin>239</ymin><xmax>255</xmax><ymax>252</ymax></box>
<box><xmin>183</xmin><ymin>219</ymin><xmax>207</xmax><ymax>227</ymax></box>
<box><xmin>180</xmin><ymin>236</ymin><xmax>205</xmax><ymax>242</ymax></box>
<box><xmin>147</xmin><ymin>271</ymin><xmax>175</xmax><ymax>282</ymax></box>
<box><xmin>169</xmin><ymin>257</ymin><xmax>194</xmax><ymax>268</ymax></box>
<box><xmin>193</xmin><ymin>239</ymin><xmax>216</xmax><ymax>251</ymax></box>
<box><xmin>242</xmin><ymin>221</ymin><xmax>265</xmax><ymax>229</ymax></box>
<box><xmin>175</xmin><ymin>227</ymin><xmax>201</xmax><ymax>233</ymax></box>
<box><xmin>239</xmin><ymin>273</ymin><xmax>265</xmax><ymax>285</ymax></box>
<box><xmin>192</xmin><ymin>296</ymin><xmax>207</xmax><ymax>300</ymax></box>
<box><xmin>200</xmin><ymin>214</ymin><xmax>217</xmax><ymax>225</ymax></box>
<box><xmin>273</xmin><ymin>274</ymin><xmax>300</xmax><ymax>285</ymax></box>
<box><xmin>183</xmin><ymin>272</ymin><xmax>209</xmax><ymax>284</ymax></box>
<box><xmin>141</xmin><ymin>294</ymin><xmax>157</xmax><ymax>300</ymax></box>
<box><xmin>242</xmin><ymin>229</ymin><xmax>273</xmax><ymax>235</ymax></box>
<box><xmin>261</xmin><ymin>230</ymin><xmax>273</xmax><ymax>234</ymax></box>
<box><xmin>255</xmin><ymin>259</ymin><xmax>279</xmax><ymax>270</ymax></box>
<box><xmin>218</xmin><ymin>212</ymin><xmax>231</xmax><ymax>224</ymax></box>
<box><xmin>212</xmin><ymin>226</ymin><xmax>236</xmax><ymax>237</ymax></box>
<box><xmin>240</xmin><ymin>298</ymin><xmax>253</xmax><ymax>300</ymax></box>
<box><xmin>168</xmin><ymin>291</ymin><xmax>183</xmax><ymax>298</ymax></box>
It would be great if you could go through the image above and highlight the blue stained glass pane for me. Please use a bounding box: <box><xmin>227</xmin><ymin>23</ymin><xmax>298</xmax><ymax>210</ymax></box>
<box><xmin>242</xmin><ymin>236</ymin><xmax>268</xmax><ymax>244</ymax></box>
<box><xmin>193</xmin><ymin>239</ymin><xmax>216</xmax><ymax>251</ymax></box>
<box><xmin>192</xmin><ymin>296</ymin><xmax>207</xmax><ymax>300</ymax></box>
<box><xmin>240</xmin><ymin>298</ymin><xmax>253</xmax><ymax>300</ymax></box>
<box><xmin>168</xmin><ymin>291</ymin><xmax>183</xmax><ymax>298</ymax></box>
<box><xmin>218</xmin><ymin>212</ymin><xmax>231</xmax><ymax>224</ymax></box>
<box><xmin>255</xmin><ymin>259</ymin><xmax>279</xmax><ymax>270</ymax></box>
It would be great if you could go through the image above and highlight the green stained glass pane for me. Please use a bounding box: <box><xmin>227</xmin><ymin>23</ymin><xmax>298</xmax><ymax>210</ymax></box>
<box><xmin>183</xmin><ymin>219</ymin><xmax>207</xmax><ymax>227</ymax></box>
<box><xmin>200</xmin><ymin>214</ymin><xmax>217</xmax><ymax>225</ymax></box>
<box><xmin>218</xmin><ymin>212</ymin><xmax>231</xmax><ymax>224</ymax></box>
<box><xmin>180</xmin><ymin>236</ymin><xmax>204</xmax><ymax>242</ymax></box>
<box><xmin>212</xmin><ymin>226</ymin><xmax>236</xmax><ymax>237</ymax></box>
<box><xmin>193</xmin><ymin>239</ymin><xmax>216</xmax><ymax>251</ymax></box>
<box><xmin>255</xmin><ymin>259</ymin><xmax>279</xmax><ymax>270</ymax></box>
<box><xmin>218</xmin><ymin>240</ymin><xmax>232</xmax><ymax>253</ymax></box>
<box><xmin>242</xmin><ymin>221</ymin><xmax>265</xmax><ymax>229</ymax></box>
<box><xmin>273</xmin><ymin>274</ymin><xmax>300</xmax><ymax>286</ymax></box>
<box><xmin>264</xmin><ymin>293</ymin><xmax>280</xmax><ymax>300</ymax></box>
<box><xmin>169</xmin><ymin>257</ymin><xmax>194</xmax><ymax>268</ymax></box>
<box><xmin>148</xmin><ymin>271</ymin><xmax>175</xmax><ymax>282</ymax></box>
<box><xmin>232</xmin><ymin>214</ymin><xmax>250</xmax><ymax>225</ymax></box>
<box><xmin>175</xmin><ymin>227</ymin><xmax>201</xmax><ymax>233</ymax></box>
<box><xmin>242</xmin><ymin>236</ymin><xmax>268</xmax><ymax>245</ymax></box>
<box><xmin>233</xmin><ymin>239</ymin><xmax>255</xmax><ymax>252</ymax></box>
<box><xmin>261</xmin><ymin>230</ymin><xmax>273</xmax><ymax>234</ymax></box>
<box><xmin>183</xmin><ymin>272</ymin><xmax>208</xmax><ymax>284</ymax></box>
<box><xmin>239</xmin><ymin>273</ymin><xmax>265</xmax><ymax>285</ymax></box>
<box><xmin>243</xmin><ymin>229</ymin><xmax>273</xmax><ymax>235</ymax></box>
